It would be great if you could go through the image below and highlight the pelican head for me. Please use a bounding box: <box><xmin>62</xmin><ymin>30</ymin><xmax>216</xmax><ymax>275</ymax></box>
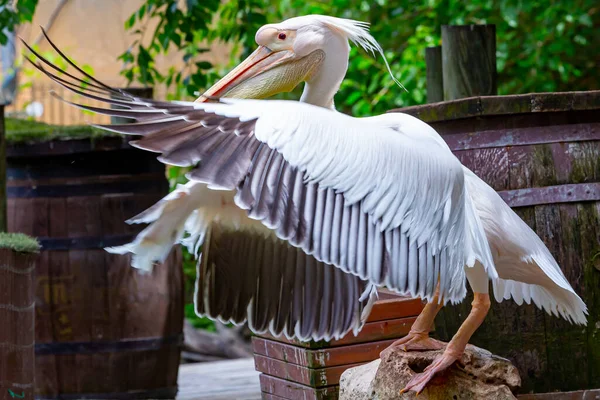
<box><xmin>198</xmin><ymin>15</ymin><xmax>389</xmax><ymax>109</ymax></box>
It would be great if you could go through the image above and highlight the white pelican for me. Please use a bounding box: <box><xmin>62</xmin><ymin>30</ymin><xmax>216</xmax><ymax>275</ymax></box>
<box><xmin>26</xmin><ymin>15</ymin><xmax>587</xmax><ymax>393</ymax></box>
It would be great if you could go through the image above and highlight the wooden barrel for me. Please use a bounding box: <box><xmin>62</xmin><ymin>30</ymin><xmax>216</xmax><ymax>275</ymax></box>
<box><xmin>393</xmin><ymin>90</ymin><xmax>600</xmax><ymax>394</ymax></box>
<box><xmin>0</xmin><ymin>235</ymin><xmax>38</xmax><ymax>400</ymax></box>
<box><xmin>7</xmin><ymin>136</ymin><xmax>184</xmax><ymax>399</ymax></box>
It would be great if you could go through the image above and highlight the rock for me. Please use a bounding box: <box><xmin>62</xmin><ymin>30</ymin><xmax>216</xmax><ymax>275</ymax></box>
<box><xmin>339</xmin><ymin>344</ymin><xmax>521</xmax><ymax>400</ymax></box>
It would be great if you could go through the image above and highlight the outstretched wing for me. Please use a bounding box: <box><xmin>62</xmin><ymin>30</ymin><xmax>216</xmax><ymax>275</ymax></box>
<box><xmin>108</xmin><ymin>180</ymin><xmax>377</xmax><ymax>341</ymax></box>
<box><xmin>26</xmin><ymin>36</ymin><xmax>471</xmax><ymax>303</ymax></box>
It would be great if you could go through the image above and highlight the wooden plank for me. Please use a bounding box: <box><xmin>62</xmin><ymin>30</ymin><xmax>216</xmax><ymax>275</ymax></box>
<box><xmin>261</xmin><ymin>316</ymin><xmax>415</xmax><ymax>349</ymax></box>
<box><xmin>254</xmin><ymin>354</ymin><xmax>361</xmax><ymax>388</ymax></box>
<box><xmin>317</xmin><ymin>316</ymin><xmax>415</xmax><ymax>347</ymax></box>
<box><xmin>259</xmin><ymin>374</ymin><xmax>338</xmax><ymax>400</ymax></box>
<box><xmin>177</xmin><ymin>358</ymin><xmax>261</xmax><ymax>400</ymax></box>
<box><xmin>577</xmin><ymin>202</ymin><xmax>600</xmax><ymax>390</ymax></box>
<box><xmin>432</xmin><ymin>121</ymin><xmax>600</xmax><ymax>152</ymax></box>
<box><xmin>252</xmin><ymin>337</ymin><xmax>396</xmax><ymax>368</ymax></box>
<box><xmin>506</xmin><ymin>207</ymin><xmax>549</xmax><ymax>394</ymax></box>
<box><xmin>454</xmin><ymin>147</ymin><xmax>509</xmax><ymax>191</ymax></box>
<box><xmin>12</xmin><ymin>198</ymin><xmax>34</xmax><ymax>236</ymax></box>
<box><xmin>535</xmin><ymin>203</ymin><xmax>587</xmax><ymax>392</ymax></box>
<box><xmin>365</xmin><ymin>295</ymin><xmax>424</xmax><ymax>323</ymax></box>
<box><xmin>391</xmin><ymin>91</ymin><xmax>600</xmax><ymax>124</ymax></box>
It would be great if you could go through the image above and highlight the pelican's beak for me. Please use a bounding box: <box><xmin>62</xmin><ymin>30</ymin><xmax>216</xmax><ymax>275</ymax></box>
<box><xmin>196</xmin><ymin>46</ymin><xmax>324</xmax><ymax>102</ymax></box>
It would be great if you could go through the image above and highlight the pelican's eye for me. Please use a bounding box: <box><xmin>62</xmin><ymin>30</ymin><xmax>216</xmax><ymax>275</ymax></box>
<box><xmin>278</xmin><ymin>32</ymin><xmax>287</xmax><ymax>40</ymax></box>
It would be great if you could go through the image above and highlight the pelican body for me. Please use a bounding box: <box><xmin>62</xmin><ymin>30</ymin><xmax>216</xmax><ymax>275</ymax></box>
<box><xmin>25</xmin><ymin>15</ymin><xmax>587</xmax><ymax>394</ymax></box>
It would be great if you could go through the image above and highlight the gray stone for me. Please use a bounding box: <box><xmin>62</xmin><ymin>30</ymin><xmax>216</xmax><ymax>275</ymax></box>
<box><xmin>339</xmin><ymin>344</ymin><xmax>521</xmax><ymax>400</ymax></box>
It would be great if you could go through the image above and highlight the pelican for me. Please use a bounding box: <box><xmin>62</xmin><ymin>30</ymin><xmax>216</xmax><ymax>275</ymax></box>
<box><xmin>25</xmin><ymin>15</ymin><xmax>587</xmax><ymax>393</ymax></box>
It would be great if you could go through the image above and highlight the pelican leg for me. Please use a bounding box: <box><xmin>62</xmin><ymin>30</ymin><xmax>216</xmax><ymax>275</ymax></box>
<box><xmin>380</xmin><ymin>286</ymin><xmax>446</xmax><ymax>357</ymax></box>
<box><xmin>401</xmin><ymin>292</ymin><xmax>491</xmax><ymax>395</ymax></box>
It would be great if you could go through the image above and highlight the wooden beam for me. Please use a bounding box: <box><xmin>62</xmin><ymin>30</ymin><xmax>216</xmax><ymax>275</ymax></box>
<box><xmin>441</xmin><ymin>25</ymin><xmax>497</xmax><ymax>101</ymax></box>
<box><xmin>0</xmin><ymin>106</ymin><xmax>6</xmax><ymax>232</ymax></box>
<box><xmin>425</xmin><ymin>46</ymin><xmax>443</xmax><ymax>103</ymax></box>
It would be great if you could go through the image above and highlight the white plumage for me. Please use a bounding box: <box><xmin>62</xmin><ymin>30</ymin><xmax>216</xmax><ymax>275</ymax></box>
<box><xmin>201</xmin><ymin>99</ymin><xmax>495</xmax><ymax>303</ymax></box>
<box><xmin>108</xmin><ymin>97</ymin><xmax>496</xmax><ymax>304</ymax></box>
<box><xmin>464</xmin><ymin>169</ymin><xmax>587</xmax><ymax>324</ymax></box>
<box><xmin>27</xmin><ymin>14</ymin><xmax>586</xmax><ymax>369</ymax></box>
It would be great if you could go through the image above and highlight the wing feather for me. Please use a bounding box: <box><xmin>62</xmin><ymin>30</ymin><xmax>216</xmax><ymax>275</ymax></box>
<box><xmin>329</xmin><ymin>192</ymin><xmax>344</xmax><ymax>266</ymax></box>
<box><xmin>31</xmin><ymin>40</ymin><xmax>487</xmax><ymax>304</ymax></box>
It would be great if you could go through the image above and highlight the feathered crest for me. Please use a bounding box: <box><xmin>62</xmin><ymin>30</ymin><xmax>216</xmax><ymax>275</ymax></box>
<box><xmin>304</xmin><ymin>15</ymin><xmax>407</xmax><ymax>92</ymax></box>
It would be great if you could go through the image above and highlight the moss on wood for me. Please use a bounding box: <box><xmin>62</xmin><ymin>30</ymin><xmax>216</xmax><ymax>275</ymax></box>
<box><xmin>532</xmin><ymin>145</ymin><xmax>559</xmax><ymax>187</ymax></box>
<box><xmin>0</xmin><ymin>232</ymin><xmax>40</xmax><ymax>253</ymax></box>
<box><xmin>5</xmin><ymin>117</ymin><xmax>118</xmax><ymax>144</ymax></box>
<box><xmin>569</xmin><ymin>142</ymin><xmax>600</xmax><ymax>184</ymax></box>
<box><xmin>392</xmin><ymin>90</ymin><xmax>600</xmax><ymax>123</ymax></box>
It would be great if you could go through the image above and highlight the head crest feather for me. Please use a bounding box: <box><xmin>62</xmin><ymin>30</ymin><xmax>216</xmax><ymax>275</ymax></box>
<box><xmin>294</xmin><ymin>15</ymin><xmax>407</xmax><ymax>92</ymax></box>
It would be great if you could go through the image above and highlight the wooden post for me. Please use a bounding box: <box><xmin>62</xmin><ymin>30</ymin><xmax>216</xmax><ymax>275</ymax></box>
<box><xmin>0</xmin><ymin>105</ymin><xmax>6</xmax><ymax>232</ymax></box>
<box><xmin>110</xmin><ymin>87</ymin><xmax>153</xmax><ymax>125</ymax></box>
<box><xmin>441</xmin><ymin>25</ymin><xmax>497</xmax><ymax>100</ymax></box>
<box><xmin>0</xmin><ymin>237</ymin><xmax>38</xmax><ymax>400</ymax></box>
<box><xmin>425</xmin><ymin>46</ymin><xmax>443</xmax><ymax>103</ymax></box>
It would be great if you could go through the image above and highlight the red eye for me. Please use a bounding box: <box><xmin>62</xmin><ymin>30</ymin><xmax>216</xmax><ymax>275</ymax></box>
<box><xmin>278</xmin><ymin>32</ymin><xmax>287</xmax><ymax>40</ymax></box>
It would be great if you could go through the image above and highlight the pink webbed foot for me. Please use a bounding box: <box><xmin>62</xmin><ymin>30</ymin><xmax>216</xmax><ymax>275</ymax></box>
<box><xmin>401</xmin><ymin>351</ymin><xmax>461</xmax><ymax>395</ymax></box>
<box><xmin>380</xmin><ymin>331</ymin><xmax>446</xmax><ymax>358</ymax></box>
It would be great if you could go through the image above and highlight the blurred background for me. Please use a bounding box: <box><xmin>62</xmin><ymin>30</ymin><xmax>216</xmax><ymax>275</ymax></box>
<box><xmin>3</xmin><ymin>0</ymin><xmax>598</xmax><ymax>122</ymax></box>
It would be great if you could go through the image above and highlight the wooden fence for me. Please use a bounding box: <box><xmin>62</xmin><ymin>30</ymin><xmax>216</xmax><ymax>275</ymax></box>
<box><xmin>4</xmin><ymin>82</ymin><xmax>167</xmax><ymax>126</ymax></box>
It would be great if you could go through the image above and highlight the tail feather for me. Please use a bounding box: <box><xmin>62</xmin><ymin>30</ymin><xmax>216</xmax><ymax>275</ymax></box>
<box><xmin>464</xmin><ymin>167</ymin><xmax>587</xmax><ymax>326</ymax></box>
<box><xmin>493</xmin><ymin>277</ymin><xmax>587</xmax><ymax>325</ymax></box>
<box><xmin>463</xmin><ymin>185</ymin><xmax>497</xmax><ymax>278</ymax></box>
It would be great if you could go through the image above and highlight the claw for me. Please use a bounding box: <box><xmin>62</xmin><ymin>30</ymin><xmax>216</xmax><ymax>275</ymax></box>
<box><xmin>400</xmin><ymin>336</ymin><xmax>446</xmax><ymax>352</ymax></box>
<box><xmin>380</xmin><ymin>331</ymin><xmax>446</xmax><ymax>358</ymax></box>
<box><xmin>401</xmin><ymin>351</ymin><xmax>459</xmax><ymax>394</ymax></box>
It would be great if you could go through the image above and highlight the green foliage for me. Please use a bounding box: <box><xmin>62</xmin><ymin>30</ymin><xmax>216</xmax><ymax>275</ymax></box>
<box><xmin>0</xmin><ymin>232</ymin><xmax>39</xmax><ymax>253</ymax></box>
<box><xmin>5</xmin><ymin>117</ymin><xmax>117</xmax><ymax>143</ymax></box>
<box><xmin>120</xmin><ymin>0</ymin><xmax>598</xmax><ymax>114</ymax></box>
<box><xmin>274</xmin><ymin>0</ymin><xmax>598</xmax><ymax>114</ymax></box>
<box><xmin>118</xmin><ymin>0</ymin><xmax>272</xmax><ymax>99</ymax></box>
<box><xmin>185</xmin><ymin>304</ymin><xmax>216</xmax><ymax>331</ymax></box>
<box><xmin>0</xmin><ymin>0</ymin><xmax>38</xmax><ymax>45</ymax></box>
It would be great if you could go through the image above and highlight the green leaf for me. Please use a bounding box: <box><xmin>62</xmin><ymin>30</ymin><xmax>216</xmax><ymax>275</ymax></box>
<box><xmin>137</xmin><ymin>3</ymin><xmax>147</xmax><ymax>19</ymax></box>
<box><xmin>191</xmin><ymin>73</ymin><xmax>207</xmax><ymax>87</ymax></box>
<box><xmin>170</xmin><ymin>32</ymin><xmax>182</xmax><ymax>48</ymax></box>
<box><xmin>118</xmin><ymin>50</ymin><xmax>135</xmax><ymax>64</ymax></box>
<box><xmin>195</xmin><ymin>61</ymin><xmax>212</xmax><ymax>70</ymax></box>
<box><xmin>124</xmin><ymin>12</ymin><xmax>137</xmax><ymax>29</ymax></box>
